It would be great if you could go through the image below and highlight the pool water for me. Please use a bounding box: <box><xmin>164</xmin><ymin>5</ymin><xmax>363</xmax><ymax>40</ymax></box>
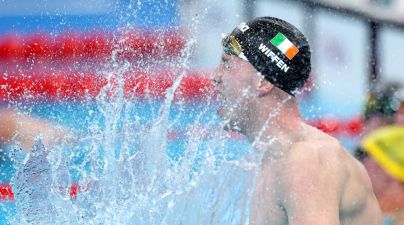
<box><xmin>0</xmin><ymin>96</ymin><xmax>361</xmax><ymax>224</ymax></box>
<box><xmin>0</xmin><ymin>99</ymin><xmax>256</xmax><ymax>224</ymax></box>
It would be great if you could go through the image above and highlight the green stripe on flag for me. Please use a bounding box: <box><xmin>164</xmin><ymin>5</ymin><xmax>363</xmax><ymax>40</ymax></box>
<box><xmin>271</xmin><ymin>33</ymin><xmax>286</xmax><ymax>47</ymax></box>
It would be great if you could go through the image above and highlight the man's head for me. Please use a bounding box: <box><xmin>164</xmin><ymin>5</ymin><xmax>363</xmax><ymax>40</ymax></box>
<box><xmin>212</xmin><ymin>17</ymin><xmax>311</xmax><ymax>131</ymax></box>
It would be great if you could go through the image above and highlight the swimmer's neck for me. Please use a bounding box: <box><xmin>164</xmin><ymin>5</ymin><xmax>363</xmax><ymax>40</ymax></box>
<box><xmin>245</xmin><ymin>99</ymin><xmax>307</xmax><ymax>155</ymax></box>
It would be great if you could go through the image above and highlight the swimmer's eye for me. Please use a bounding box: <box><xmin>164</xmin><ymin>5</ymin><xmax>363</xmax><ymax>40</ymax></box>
<box><xmin>221</xmin><ymin>56</ymin><xmax>231</xmax><ymax>70</ymax></box>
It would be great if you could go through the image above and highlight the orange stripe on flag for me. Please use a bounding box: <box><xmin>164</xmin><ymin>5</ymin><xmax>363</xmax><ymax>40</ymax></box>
<box><xmin>285</xmin><ymin>45</ymin><xmax>299</xmax><ymax>60</ymax></box>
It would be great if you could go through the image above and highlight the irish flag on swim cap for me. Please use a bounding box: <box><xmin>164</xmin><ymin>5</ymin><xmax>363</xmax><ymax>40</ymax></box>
<box><xmin>271</xmin><ymin>32</ymin><xmax>299</xmax><ymax>60</ymax></box>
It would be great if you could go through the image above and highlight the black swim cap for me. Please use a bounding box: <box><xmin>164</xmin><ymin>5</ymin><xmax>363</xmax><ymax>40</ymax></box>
<box><xmin>223</xmin><ymin>17</ymin><xmax>311</xmax><ymax>95</ymax></box>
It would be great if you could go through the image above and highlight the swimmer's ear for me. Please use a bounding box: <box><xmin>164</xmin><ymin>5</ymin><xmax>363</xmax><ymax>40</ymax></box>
<box><xmin>257</xmin><ymin>78</ymin><xmax>274</xmax><ymax>97</ymax></box>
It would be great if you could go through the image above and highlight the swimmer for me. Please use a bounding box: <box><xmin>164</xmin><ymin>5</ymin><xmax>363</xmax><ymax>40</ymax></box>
<box><xmin>0</xmin><ymin>109</ymin><xmax>74</xmax><ymax>152</ymax></box>
<box><xmin>356</xmin><ymin>126</ymin><xmax>404</xmax><ymax>225</ymax></box>
<box><xmin>355</xmin><ymin>84</ymin><xmax>404</xmax><ymax>225</ymax></box>
<box><xmin>211</xmin><ymin>17</ymin><xmax>382</xmax><ymax>225</ymax></box>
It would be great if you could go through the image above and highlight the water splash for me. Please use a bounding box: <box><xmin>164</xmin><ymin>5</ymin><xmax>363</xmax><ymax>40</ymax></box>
<box><xmin>6</xmin><ymin>1</ymin><xmax>269</xmax><ymax>224</ymax></box>
<box><xmin>11</xmin><ymin>140</ymin><xmax>54</xmax><ymax>224</ymax></box>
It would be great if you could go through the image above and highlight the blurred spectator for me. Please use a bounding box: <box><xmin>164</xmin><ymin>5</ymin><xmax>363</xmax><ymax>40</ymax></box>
<box><xmin>355</xmin><ymin>81</ymin><xmax>404</xmax><ymax>225</ymax></box>
<box><xmin>0</xmin><ymin>109</ymin><xmax>74</xmax><ymax>152</ymax></box>
<box><xmin>362</xmin><ymin>81</ymin><xmax>404</xmax><ymax>135</ymax></box>
<box><xmin>393</xmin><ymin>88</ymin><xmax>404</xmax><ymax>125</ymax></box>
<box><xmin>356</xmin><ymin>126</ymin><xmax>404</xmax><ymax>225</ymax></box>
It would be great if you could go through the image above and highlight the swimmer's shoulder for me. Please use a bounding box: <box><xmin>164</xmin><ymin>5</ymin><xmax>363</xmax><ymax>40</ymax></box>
<box><xmin>299</xmin><ymin>126</ymin><xmax>374</xmax><ymax>194</ymax></box>
<box><xmin>281</xmin><ymin>127</ymin><xmax>344</xmax><ymax>170</ymax></box>
<box><xmin>276</xmin><ymin>137</ymin><xmax>343</xmax><ymax>209</ymax></box>
<box><xmin>287</xmin><ymin>127</ymin><xmax>343</xmax><ymax>162</ymax></box>
<box><xmin>297</xmin><ymin>125</ymin><xmax>349</xmax><ymax>160</ymax></box>
<box><xmin>279</xmin><ymin>130</ymin><xmax>346</xmax><ymax>187</ymax></box>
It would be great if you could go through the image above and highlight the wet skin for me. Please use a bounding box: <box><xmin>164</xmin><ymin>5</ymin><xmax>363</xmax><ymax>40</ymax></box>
<box><xmin>0</xmin><ymin>109</ymin><xmax>74</xmax><ymax>152</ymax></box>
<box><xmin>212</xmin><ymin>54</ymin><xmax>382</xmax><ymax>225</ymax></box>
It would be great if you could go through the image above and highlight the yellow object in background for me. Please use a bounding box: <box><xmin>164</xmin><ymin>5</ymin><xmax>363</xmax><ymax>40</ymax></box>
<box><xmin>363</xmin><ymin>126</ymin><xmax>404</xmax><ymax>182</ymax></box>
